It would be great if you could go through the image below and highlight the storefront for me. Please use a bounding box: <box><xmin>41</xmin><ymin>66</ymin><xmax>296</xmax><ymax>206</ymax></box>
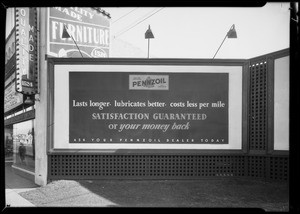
<box><xmin>4</xmin><ymin>63</ymin><xmax>36</xmax><ymax>178</ymax></box>
<box><xmin>4</xmin><ymin>92</ymin><xmax>36</xmax><ymax>179</ymax></box>
<box><xmin>4</xmin><ymin>7</ymin><xmax>111</xmax><ymax>184</ymax></box>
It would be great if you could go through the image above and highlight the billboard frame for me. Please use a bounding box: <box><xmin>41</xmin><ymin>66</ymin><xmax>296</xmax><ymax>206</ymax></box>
<box><xmin>47</xmin><ymin>57</ymin><xmax>249</xmax><ymax>155</ymax></box>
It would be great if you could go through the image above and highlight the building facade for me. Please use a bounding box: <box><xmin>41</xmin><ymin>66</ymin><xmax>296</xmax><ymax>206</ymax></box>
<box><xmin>4</xmin><ymin>7</ymin><xmax>289</xmax><ymax>186</ymax></box>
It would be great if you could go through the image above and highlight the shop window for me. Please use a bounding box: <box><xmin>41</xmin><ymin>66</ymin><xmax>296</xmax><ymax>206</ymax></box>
<box><xmin>12</xmin><ymin>120</ymin><xmax>35</xmax><ymax>172</ymax></box>
<box><xmin>4</xmin><ymin>126</ymin><xmax>13</xmax><ymax>159</ymax></box>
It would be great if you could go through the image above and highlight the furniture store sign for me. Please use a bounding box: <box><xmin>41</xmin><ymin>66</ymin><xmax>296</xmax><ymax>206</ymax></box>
<box><xmin>47</xmin><ymin>7</ymin><xmax>110</xmax><ymax>58</ymax></box>
<box><xmin>69</xmin><ymin>72</ymin><xmax>229</xmax><ymax>144</ymax></box>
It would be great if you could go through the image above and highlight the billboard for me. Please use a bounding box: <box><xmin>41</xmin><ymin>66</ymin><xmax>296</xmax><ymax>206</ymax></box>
<box><xmin>50</xmin><ymin>60</ymin><xmax>244</xmax><ymax>150</ymax></box>
<box><xmin>69</xmin><ymin>72</ymin><xmax>228</xmax><ymax>144</ymax></box>
<box><xmin>47</xmin><ymin>7</ymin><xmax>110</xmax><ymax>58</ymax></box>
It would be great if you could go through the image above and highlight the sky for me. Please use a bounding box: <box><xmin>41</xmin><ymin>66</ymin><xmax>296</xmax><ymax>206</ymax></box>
<box><xmin>104</xmin><ymin>3</ymin><xmax>290</xmax><ymax>59</ymax></box>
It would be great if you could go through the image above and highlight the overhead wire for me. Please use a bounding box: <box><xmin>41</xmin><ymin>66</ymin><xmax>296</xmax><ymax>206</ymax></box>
<box><xmin>112</xmin><ymin>8</ymin><xmax>139</xmax><ymax>24</ymax></box>
<box><xmin>114</xmin><ymin>8</ymin><xmax>159</xmax><ymax>37</ymax></box>
<box><xmin>113</xmin><ymin>7</ymin><xmax>164</xmax><ymax>38</ymax></box>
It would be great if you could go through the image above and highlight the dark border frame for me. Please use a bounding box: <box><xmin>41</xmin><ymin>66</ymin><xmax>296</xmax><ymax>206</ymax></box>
<box><xmin>47</xmin><ymin>57</ymin><xmax>248</xmax><ymax>155</ymax></box>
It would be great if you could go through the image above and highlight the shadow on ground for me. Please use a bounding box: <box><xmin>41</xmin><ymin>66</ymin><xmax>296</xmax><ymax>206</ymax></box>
<box><xmin>19</xmin><ymin>177</ymin><xmax>289</xmax><ymax>210</ymax></box>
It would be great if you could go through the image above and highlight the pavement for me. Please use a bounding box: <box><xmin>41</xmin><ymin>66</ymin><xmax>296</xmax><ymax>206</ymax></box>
<box><xmin>4</xmin><ymin>160</ymin><xmax>290</xmax><ymax>211</ymax></box>
<box><xmin>4</xmin><ymin>160</ymin><xmax>37</xmax><ymax>207</ymax></box>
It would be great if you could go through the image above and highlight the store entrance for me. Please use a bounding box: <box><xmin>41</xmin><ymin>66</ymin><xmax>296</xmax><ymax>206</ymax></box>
<box><xmin>12</xmin><ymin>119</ymin><xmax>35</xmax><ymax>172</ymax></box>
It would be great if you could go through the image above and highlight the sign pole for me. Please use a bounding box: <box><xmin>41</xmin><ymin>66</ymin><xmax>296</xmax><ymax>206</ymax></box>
<box><xmin>147</xmin><ymin>38</ymin><xmax>150</xmax><ymax>58</ymax></box>
<box><xmin>70</xmin><ymin>34</ymin><xmax>84</xmax><ymax>58</ymax></box>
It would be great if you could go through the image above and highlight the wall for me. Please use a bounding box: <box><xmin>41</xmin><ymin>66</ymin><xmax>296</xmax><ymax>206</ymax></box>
<box><xmin>274</xmin><ymin>56</ymin><xmax>289</xmax><ymax>150</ymax></box>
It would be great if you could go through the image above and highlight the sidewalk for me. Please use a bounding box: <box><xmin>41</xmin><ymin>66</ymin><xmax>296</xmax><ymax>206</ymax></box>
<box><xmin>4</xmin><ymin>162</ymin><xmax>289</xmax><ymax>210</ymax></box>
<box><xmin>4</xmin><ymin>161</ymin><xmax>37</xmax><ymax>207</ymax></box>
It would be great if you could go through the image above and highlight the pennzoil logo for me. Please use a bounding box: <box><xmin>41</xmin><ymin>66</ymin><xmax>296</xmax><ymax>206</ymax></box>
<box><xmin>129</xmin><ymin>75</ymin><xmax>169</xmax><ymax>90</ymax></box>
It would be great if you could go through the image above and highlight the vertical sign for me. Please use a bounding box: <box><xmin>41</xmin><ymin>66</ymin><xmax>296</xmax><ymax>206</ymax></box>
<box><xmin>47</xmin><ymin>7</ymin><xmax>110</xmax><ymax>58</ymax></box>
<box><xmin>15</xmin><ymin>7</ymin><xmax>38</xmax><ymax>95</ymax></box>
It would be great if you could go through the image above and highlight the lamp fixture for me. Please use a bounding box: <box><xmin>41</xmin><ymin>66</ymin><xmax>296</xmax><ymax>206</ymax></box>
<box><xmin>145</xmin><ymin>25</ymin><xmax>154</xmax><ymax>58</ymax></box>
<box><xmin>62</xmin><ymin>24</ymin><xmax>84</xmax><ymax>58</ymax></box>
<box><xmin>24</xmin><ymin>96</ymin><xmax>34</xmax><ymax>105</ymax></box>
<box><xmin>227</xmin><ymin>24</ymin><xmax>237</xmax><ymax>38</ymax></box>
